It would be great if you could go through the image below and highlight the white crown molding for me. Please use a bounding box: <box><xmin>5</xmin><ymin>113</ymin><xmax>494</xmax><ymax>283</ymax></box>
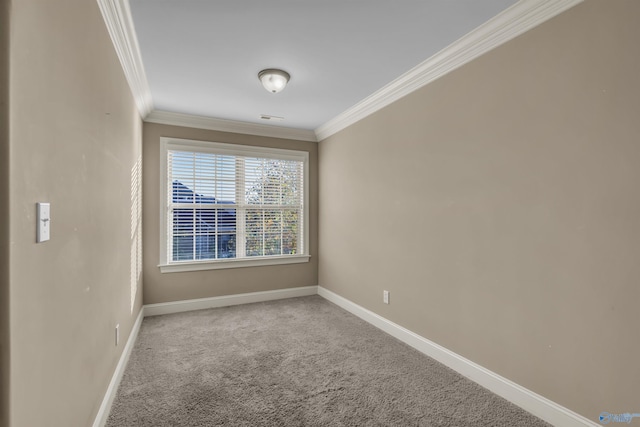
<box><xmin>317</xmin><ymin>287</ymin><xmax>599</xmax><ymax>427</ymax></box>
<box><xmin>97</xmin><ymin>0</ymin><xmax>153</xmax><ymax>118</ymax></box>
<box><xmin>98</xmin><ymin>0</ymin><xmax>582</xmax><ymax>142</ymax></box>
<box><xmin>314</xmin><ymin>0</ymin><xmax>584</xmax><ymax>141</ymax></box>
<box><xmin>145</xmin><ymin>110</ymin><xmax>318</xmax><ymax>142</ymax></box>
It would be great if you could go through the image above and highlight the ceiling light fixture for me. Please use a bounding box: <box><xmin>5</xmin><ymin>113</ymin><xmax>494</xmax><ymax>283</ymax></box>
<box><xmin>258</xmin><ymin>68</ymin><xmax>290</xmax><ymax>93</ymax></box>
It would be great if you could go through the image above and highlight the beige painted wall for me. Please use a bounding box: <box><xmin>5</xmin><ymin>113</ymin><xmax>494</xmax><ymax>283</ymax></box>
<box><xmin>0</xmin><ymin>0</ymin><xmax>10</xmax><ymax>425</ymax></box>
<box><xmin>319</xmin><ymin>0</ymin><xmax>639</xmax><ymax>420</ymax></box>
<box><xmin>8</xmin><ymin>0</ymin><xmax>143</xmax><ymax>426</ymax></box>
<box><xmin>143</xmin><ymin>123</ymin><xmax>318</xmax><ymax>304</ymax></box>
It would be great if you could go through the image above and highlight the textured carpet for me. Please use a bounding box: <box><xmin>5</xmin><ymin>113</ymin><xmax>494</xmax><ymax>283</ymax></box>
<box><xmin>106</xmin><ymin>295</ymin><xmax>550</xmax><ymax>426</ymax></box>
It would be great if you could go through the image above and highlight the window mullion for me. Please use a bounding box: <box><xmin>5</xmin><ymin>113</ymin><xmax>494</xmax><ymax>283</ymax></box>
<box><xmin>168</xmin><ymin>206</ymin><xmax>173</xmax><ymax>263</ymax></box>
<box><xmin>261</xmin><ymin>159</ymin><xmax>265</xmax><ymax>256</ymax></box>
<box><xmin>214</xmin><ymin>157</ymin><xmax>218</xmax><ymax>260</ymax></box>
<box><xmin>236</xmin><ymin>157</ymin><xmax>246</xmax><ymax>258</ymax></box>
<box><xmin>280</xmin><ymin>168</ymin><xmax>283</xmax><ymax>255</ymax></box>
<box><xmin>298</xmin><ymin>162</ymin><xmax>303</xmax><ymax>254</ymax></box>
<box><xmin>191</xmin><ymin>154</ymin><xmax>196</xmax><ymax>261</ymax></box>
<box><xmin>167</xmin><ymin>152</ymin><xmax>173</xmax><ymax>263</ymax></box>
<box><xmin>280</xmin><ymin>208</ymin><xmax>283</xmax><ymax>256</ymax></box>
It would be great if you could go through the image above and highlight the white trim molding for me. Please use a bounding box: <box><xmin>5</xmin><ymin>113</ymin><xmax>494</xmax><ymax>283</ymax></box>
<box><xmin>96</xmin><ymin>0</ymin><xmax>317</xmax><ymax>141</ymax></box>
<box><xmin>314</xmin><ymin>0</ymin><xmax>584</xmax><ymax>141</ymax></box>
<box><xmin>317</xmin><ymin>286</ymin><xmax>599</xmax><ymax>427</ymax></box>
<box><xmin>144</xmin><ymin>286</ymin><xmax>318</xmax><ymax>317</ymax></box>
<box><xmin>158</xmin><ymin>255</ymin><xmax>311</xmax><ymax>273</ymax></box>
<box><xmin>99</xmin><ymin>0</ymin><xmax>583</xmax><ymax>143</ymax></box>
<box><xmin>97</xmin><ymin>0</ymin><xmax>153</xmax><ymax>118</ymax></box>
<box><xmin>159</xmin><ymin>255</ymin><xmax>311</xmax><ymax>273</ymax></box>
<box><xmin>95</xmin><ymin>286</ymin><xmax>598</xmax><ymax>426</ymax></box>
<box><xmin>146</xmin><ymin>110</ymin><xmax>318</xmax><ymax>142</ymax></box>
<box><xmin>92</xmin><ymin>308</ymin><xmax>145</xmax><ymax>427</ymax></box>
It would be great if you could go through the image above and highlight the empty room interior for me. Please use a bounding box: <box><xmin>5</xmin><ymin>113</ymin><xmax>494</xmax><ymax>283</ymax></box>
<box><xmin>2</xmin><ymin>0</ymin><xmax>639</xmax><ymax>426</ymax></box>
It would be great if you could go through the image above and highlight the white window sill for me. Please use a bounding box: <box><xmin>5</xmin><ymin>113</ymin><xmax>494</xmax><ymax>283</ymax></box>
<box><xmin>159</xmin><ymin>254</ymin><xmax>310</xmax><ymax>273</ymax></box>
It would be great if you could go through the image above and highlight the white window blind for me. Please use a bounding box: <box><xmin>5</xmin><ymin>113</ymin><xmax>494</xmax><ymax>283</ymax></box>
<box><xmin>161</xmin><ymin>139</ymin><xmax>307</xmax><ymax>270</ymax></box>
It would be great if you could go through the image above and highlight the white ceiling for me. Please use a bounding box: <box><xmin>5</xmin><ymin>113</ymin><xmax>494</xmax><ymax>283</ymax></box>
<box><xmin>128</xmin><ymin>0</ymin><xmax>519</xmax><ymax>132</ymax></box>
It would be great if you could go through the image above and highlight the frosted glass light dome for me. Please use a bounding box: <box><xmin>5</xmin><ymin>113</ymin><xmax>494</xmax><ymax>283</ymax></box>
<box><xmin>258</xmin><ymin>69</ymin><xmax>290</xmax><ymax>93</ymax></box>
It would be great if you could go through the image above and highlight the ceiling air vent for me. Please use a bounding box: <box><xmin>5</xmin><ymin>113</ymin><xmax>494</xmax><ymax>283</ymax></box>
<box><xmin>260</xmin><ymin>114</ymin><xmax>284</xmax><ymax>122</ymax></box>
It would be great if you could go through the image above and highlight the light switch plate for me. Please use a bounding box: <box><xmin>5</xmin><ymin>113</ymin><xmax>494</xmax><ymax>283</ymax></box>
<box><xmin>37</xmin><ymin>202</ymin><xmax>50</xmax><ymax>243</ymax></box>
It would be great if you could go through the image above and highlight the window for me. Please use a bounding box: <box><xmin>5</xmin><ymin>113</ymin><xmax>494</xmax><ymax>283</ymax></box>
<box><xmin>159</xmin><ymin>138</ymin><xmax>309</xmax><ymax>272</ymax></box>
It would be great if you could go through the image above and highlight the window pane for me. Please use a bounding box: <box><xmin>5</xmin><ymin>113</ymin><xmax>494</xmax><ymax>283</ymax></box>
<box><xmin>194</xmin><ymin>179</ymin><xmax>216</xmax><ymax>203</ymax></box>
<box><xmin>171</xmin><ymin>208</ymin><xmax>237</xmax><ymax>262</ymax></box>
<box><xmin>244</xmin><ymin>158</ymin><xmax>264</xmax><ymax>205</ymax></box>
<box><xmin>281</xmin><ymin>162</ymin><xmax>302</xmax><ymax>206</ymax></box>
<box><xmin>173</xmin><ymin>208</ymin><xmax>194</xmax><ymax>234</ymax></box>
<box><xmin>262</xmin><ymin>160</ymin><xmax>282</xmax><ymax>205</ymax></box>
<box><xmin>171</xmin><ymin>152</ymin><xmax>195</xmax><ymax>202</ymax></box>
<box><xmin>173</xmin><ymin>235</ymin><xmax>193</xmax><ymax>261</ymax></box>
<box><xmin>172</xmin><ymin>180</ymin><xmax>194</xmax><ymax>203</ymax></box>
<box><xmin>196</xmin><ymin>209</ymin><xmax>217</xmax><ymax>240</ymax></box>
<box><xmin>243</xmin><ymin>158</ymin><xmax>301</xmax><ymax>206</ymax></box>
<box><xmin>264</xmin><ymin>233</ymin><xmax>281</xmax><ymax>256</ymax></box>
<box><xmin>195</xmin><ymin>209</ymin><xmax>214</xmax><ymax>230</ymax></box>
<box><xmin>245</xmin><ymin>208</ymin><xmax>263</xmax><ymax>257</ymax></box>
<box><xmin>218</xmin><ymin>207</ymin><xmax>236</xmax><ymax>233</ymax></box>
<box><xmin>195</xmin><ymin>234</ymin><xmax>216</xmax><ymax>260</ymax></box>
<box><xmin>264</xmin><ymin>209</ymin><xmax>281</xmax><ymax>234</ymax></box>
<box><xmin>243</xmin><ymin>209</ymin><xmax>286</xmax><ymax>257</ymax></box>
<box><xmin>218</xmin><ymin>233</ymin><xmax>236</xmax><ymax>259</ymax></box>
<box><xmin>283</xmin><ymin>209</ymin><xmax>299</xmax><ymax>255</ymax></box>
<box><xmin>172</xmin><ymin>208</ymin><xmax>193</xmax><ymax>261</ymax></box>
<box><xmin>216</xmin><ymin>155</ymin><xmax>236</xmax><ymax>203</ymax></box>
<box><xmin>195</xmin><ymin>209</ymin><xmax>237</xmax><ymax>260</ymax></box>
<box><xmin>217</xmin><ymin>181</ymin><xmax>236</xmax><ymax>203</ymax></box>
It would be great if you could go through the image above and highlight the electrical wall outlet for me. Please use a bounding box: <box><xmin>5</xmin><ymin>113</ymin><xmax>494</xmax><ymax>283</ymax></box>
<box><xmin>115</xmin><ymin>324</ymin><xmax>120</xmax><ymax>346</ymax></box>
<box><xmin>383</xmin><ymin>290</ymin><xmax>390</xmax><ymax>304</ymax></box>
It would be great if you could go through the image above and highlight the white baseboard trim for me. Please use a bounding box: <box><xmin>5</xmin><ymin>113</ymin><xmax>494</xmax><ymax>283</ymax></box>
<box><xmin>92</xmin><ymin>308</ymin><xmax>145</xmax><ymax>427</ymax></box>
<box><xmin>95</xmin><ymin>286</ymin><xmax>597</xmax><ymax>426</ymax></box>
<box><xmin>317</xmin><ymin>286</ymin><xmax>599</xmax><ymax>427</ymax></box>
<box><xmin>144</xmin><ymin>286</ymin><xmax>319</xmax><ymax>317</ymax></box>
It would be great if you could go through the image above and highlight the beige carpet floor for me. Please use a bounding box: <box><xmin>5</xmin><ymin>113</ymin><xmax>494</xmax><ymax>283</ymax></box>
<box><xmin>106</xmin><ymin>295</ymin><xmax>550</xmax><ymax>426</ymax></box>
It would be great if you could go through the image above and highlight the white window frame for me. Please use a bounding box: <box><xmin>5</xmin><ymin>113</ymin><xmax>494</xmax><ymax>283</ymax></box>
<box><xmin>159</xmin><ymin>137</ymin><xmax>310</xmax><ymax>273</ymax></box>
